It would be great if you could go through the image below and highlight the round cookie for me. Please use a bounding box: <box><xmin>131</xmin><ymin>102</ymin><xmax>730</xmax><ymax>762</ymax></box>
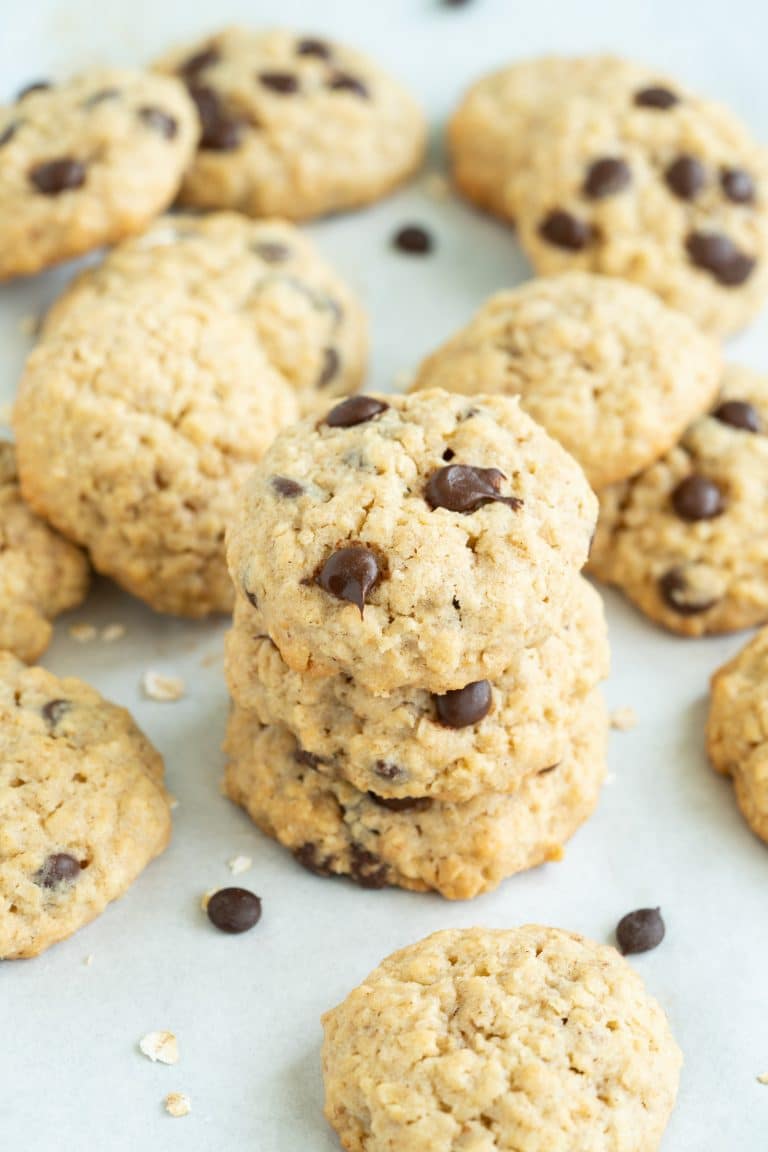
<box><xmin>225</xmin><ymin>575</ymin><xmax>608</xmax><ymax>801</ymax></box>
<box><xmin>0</xmin><ymin>68</ymin><xmax>199</xmax><ymax>280</ymax></box>
<box><xmin>321</xmin><ymin>925</ymin><xmax>682</xmax><ymax>1152</ymax></box>
<box><xmin>153</xmin><ymin>27</ymin><xmax>426</xmax><ymax>219</ymax></box>
<box><xmin>0</xmin><ymin>653</ymin><xmax>171</xmax><ymax>959</ymax></box>
<box><xmin>513</xmin><ymin>66</ymin><xmax>768</xmax><ymax>335</ymax></box>
<box><xmin>226</xmin><ymin>390</ymin><xmax>598</xmax><ymax>694</ymax></box>
<box><xmin>13</xmin><ymin>213</ymin><xmax>366</xmax><ymax>617</ymax></box>
<box><xmin>589</xmin><ymin>364</ymin><xmax>768</xmax><ymax>636</ymax></box>
<box><xmin>0</xmin><ymin>441</ymin><xmax>89</xmax><ymax>662</ymax></box>
<box><xmin>707</xmin><ymin>627</ymin><xmax>768</xmax><ymax>843</ymax></box>
<box><xmin>412</xmin><ymin>273</ymin><xmax>721</xmax><ymax>490</ymax></box>
<box><xmin>224</xmin><ymin>692</ymin><xmax>607</xmax><ymax>900</ymax></box>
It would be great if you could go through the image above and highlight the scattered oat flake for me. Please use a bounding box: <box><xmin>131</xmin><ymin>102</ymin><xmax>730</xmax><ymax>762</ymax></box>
<box><xmin>228</xmin><ymin>855</ymin><xmax>253</xmax><ymax>876</ymax></box>
<box><xmin>142</xmin><ymin>670</ymin><xmax>185</xmax><ymax>702</ymax></box>
<box><xmin>165</xmin><ymin>1092</ymin><xmax>191</xmax><ymax>1118</ymax></box>
<box><xmin>610</xmin><ymin>706</ymin><xmax>638</xmax><ymax>732</ymax></box>
<box><xmin>101</xmin><ymin>623</ymin><xmax>126</xmax><ymax>642</ymax></box>
<box><xmin>139</xmin><ymin>1031</ymin><xmax>179</xmax><ymax>1065</ymax></box>
<box><xmin>758</xmin><ymin>1072</ymin><xmax>768</xmax><ymax>1085</ymax></box>
<box><xmin>69</xmin><ymin>623</ymin><xmax>97</xmax><ymax>643</ymax></box>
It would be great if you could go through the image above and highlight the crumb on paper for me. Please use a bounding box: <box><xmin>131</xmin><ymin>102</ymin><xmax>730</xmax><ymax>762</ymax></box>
<box><xmin>83</xmin><ymin>954</ymin><xmax>94</xmax><ymax>967</ymax></box>
<box><xmin>421</xmin><ymin>171</ymin><xmax>450</xmax><ymax>200</ymax></box>
<box><xmin>228</xmin><ymin>855</ymin><xmax>252</xmax><ymax>876</ymax></box>
<box><xmin>142</xmin><ymin>670</ymin><xmax>185</xmax><ymax>702</ymax></box>
<box><xmin>139</xmin><ymin>1031</ymin><xmax>179</xmax><ymax>1066</ymax></box>
<box><xmin>167</xmin><ymin>794</ymin><xmax>179</xmax><ymax>810</ymax></box>
<box><xmin>200</xmin><ymin>889</ymin><xmax>218</xmax><ymax>912</ymax></box>
<box><xmin>18</xmin><ymin>313</ymin><xmax>39</xmax><ymax>338</ymax></box>
<box><xmin>610</xmin><ymin>706</ymin><xmax>638</xmax><ymax>731</ymax></box>
<box><xmin>165</xmin><ymin>1092</ymin><xmax>191</xmax><ymax>1118</ymax></box>
<box><xmin>758</xmin><ymin>1072</ymin><xmax>768</xmax><ymax>1085</ymax></box>
<box><xmin>200</xmin><ymin>649</ymin><xmax>223</xmax><ymax>668</ymax></box>
<box><xmin>69</xmin><ymin>623</ymin><xmax>97</xmax><ymax>643</ymax></box>
<box><xmin>101</xmin><ymin>623</ymin><xmax>126</xmax><ymax>643</ymax></box>
<box><xmin>604</xmin><ymin>772</ymin><xmax>617</xmax><ymax>787</ymax></box>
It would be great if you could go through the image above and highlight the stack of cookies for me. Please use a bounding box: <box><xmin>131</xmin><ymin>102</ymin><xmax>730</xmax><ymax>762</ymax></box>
<box><xmin>223</xmin><ymin>389</ymin><xmax>610</xmax><ymax>900</ymax></box>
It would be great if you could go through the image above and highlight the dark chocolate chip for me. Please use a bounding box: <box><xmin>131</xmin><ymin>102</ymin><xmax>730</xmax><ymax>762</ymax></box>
<box><xmin>42</xmin><ymin>699</ymin><xmax>71</xmax><ymax>728</ymax></box>
<box><xmin>138</xmin><ymin>105</ymin><xmax>178</xmax><ymax>139</ymax></box>
<box><xmin>537</xmin><ymin>762</ymin><xmax>560</xmax><ymax>775</ymax></box>
<box><xmin>17</xmin><ymin>80</ymin><xmax>51</xmax><ymax>101</ymax></box>
<box><xmin>373</xmin><ymin>761</ymin><xmax>404</xmax><ymax>781</ymax></box>
<box><xmin>35</xmin><ymin>852</ymin><xmax>81</xmax><ymax>888</ymax></box>
<box><xmin>685</xmin><ymin>231</ymin><xmax>755</xmax><ymax>286</ymax></box>
<box><xmin>29</xmin><ymin>157</ymin><xmax>86</xmax><ymax>195</ymax></box>
<box><xmin>634</xmin><ymin>85</ymin><xmax>679</xmax><ymax>109</ymax></box>
<box><xmin>271</xmin><ymin>475</ymin><xmax>304</xmax><ymax>497</ymax></box>
<box><xmin>296</xmin><ymin>37</ymin><xmax>331</xmax><ymax>58</ymax></box>
<box><xmin>206</xmin><ymin>887</ymin><xmax>262</xmax><ymax>934</ymax></box>
<box><xmin>671</xmin><ymin>474</ymin><xmax>725</xmax><ymax>521</ymax></box>
<box><xmin>442</xmin><ymin>448</ymin><xmax>455</xmax><ymax>462</ymax></box>
<box><xmin>325</xmin><ymin>395</ymin><xmax>388</xmax><ymax>427</ymax></box>
<box><xmin>252</xmin><ymin>240</ymin><xmax>291</xmax><ymax>263</ymax></box>
<box><xmin>392</xmin><ymin>225</ymin><xmax>433</xmax><ymax>254</ymax></box>
<box><xmin>367</xmin><ymin>792</ymin><xmax>432</xmax><ymax>812</ymax></box>
<box><xmin>713</xmin><ymin>399</ymin><xmax>761</xmax><ymax>432</ymax></box>
<box><xmin>720</xmin><ymin>167</ymin><xmax>756</xmax><ymax>204</ymax></box>
<box><xmin>425</xmin><ymin>465</ymin><xmax>523</xmax><ymax>514</ymax></box>
<box><xmin>315</xmin><ymin>546</ymin><xmax>380</xmax><ymax>615</ymax></box>
<box><xmin>665</xmin><ymin>155</ymin><xmax>706</xmax><ymax>201</ymax></box>
<box><xmin>538</xmin><ymin>209</ymin><xmax>593</xmax><ymax>251</ymax></box>
<box><xmin>258</xmin><ymin>71</ymin><xmax>299</xmax><ymax>95</ymax></box>
<box><xmin>658</xmin><ymin>566</ymin><xmax>719</xmax><ymax>616</ymax></box>
<box><xmin>294</xmin><ymin>843</ymin><xmax>335</xmax><ymax>876</ymax></box>
<box><xmin>327</xmin><ymin>73</ymin><xmax>369</xmax><ymax>98</ymax></box>
<box><xmin>189</xmin><ymin>85</ymin><xmax>245</xmax><ymax>151</ymax></box>
<box><xmin>317</xmin><ymin>347</ymin><xmax>340</xmax><ymax>389</ymax></box>
<box><xmin>583</xmin><ymin>156</ymin><xmax>631</xmax><ymax>199</ymax></box>
<box><xmin>181</xmin><ymin>46</ymin><xmax>220</xmax><ymax>77</ymax></box>
<box><xmin>616</xmin><ymin>907</ymin><xmax>665</xmax><ymax>954</ymax></box>
<box><xmin>244</xmin><ymin>588</ymin><xmax>259</xmax><ymax>609</ymax></box>
<box><xmin>434</xmin><ymin>680</ymin><xmax>492</xmax><ymax>728</ymax></box>
<box><xmin>82</xmin><ymin>87</ymin><xmax>120</xmax><ymax>107</ymax></box>
<box><xmin>0</xmin><ymin>122</ymin><xmax>18</xmax><ymax>148</ymax></box>
<box><xmin>348</xmin><ymin>845</ymin><xmax>389</xmax><ymax>889</ymax></box>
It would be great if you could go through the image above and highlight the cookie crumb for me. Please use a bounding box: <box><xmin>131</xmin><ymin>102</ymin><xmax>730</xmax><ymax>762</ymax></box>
<box><xmin>69</xmin><ymin>623</ymin><xmax>97</xmax><ymax>643</ymax></box>
<box><xmin>83</xmin><ymin>954</ymin><xmax>94</xmax><ymax>967</ymax></box>
<box><xmin>142</xmin><ymin>670</ymin><xmax>185</xmax><ymax>702</ymax></box>
<box><xmin>200</xmin><ymin>649</ymin><xmax>223</xmax><ymax>668</ymax></box>
<box><xmin>168</xmin><ymin>794</ymin><xmax>179</xmax><ymax>810</ymax></box>
<box><xmin>139</xmin><ymin>1031</ymin><xmax>179</xmax><ymax>1065</ymax></box>
<box><xmin>757</xmin><ymin>1072</ymin><xmax>768</xmax><ymax>1085</ymax></box>
<box><xmin>393</xmin><ymin>368</ymin><xmax>415</xmax><ymax>391</ymax></box>
<box><xmin>164</xmin><ymin>1092</ymin><xmax>191</xmax><ymax>1118</ymax></box>
<box><xmin>610</xmin><ymin>706</ymin><xmax>638</xmax><ymax>731</ymax></box>
<box><xmin>101</xmin><ymin>623</ymin><xmax>126</xmax><ymax>642</ymax></box>
<box><xmin>228</xmin><ymin>854</ymin><xmax>253</xmax><ymax>876</ymax></box>
<box><xmin>200</xmin><ymin>889</ymin><xmax>217</xmax><ymax>912</ymax></box>
<box><xmin>421</xmin><ymin>171</ymin><xmax>450</xmax><ymax>200</ymax></box>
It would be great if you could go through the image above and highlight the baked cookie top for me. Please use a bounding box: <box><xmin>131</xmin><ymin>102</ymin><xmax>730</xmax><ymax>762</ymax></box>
<box><xmin>413</xmin><ymin>272</ymin><xmax>721</xmax><ymax>490</ymax></box>
<box><xmin>0</xmin><ymin>68</ymin><xmax>198</xmax><ymax>279</ymax></box>
<box><xmin>321</xmin><ymin>924</ymin><xmax>682</xmax><ymax>1152</ymax></box>
<box><xmin>0</xmin><ymin>653</ymin><xmax>171</xmax><ymax>959</ymax></box>
<box><xmin>226</xmin><ymin>390</ymin><xmax>597</xmax><ymax>693</ymax></box>
<box><xmin>154</xmin><ymin>27</ymin><xmax>426</xmax><ymax>219</ymax></box>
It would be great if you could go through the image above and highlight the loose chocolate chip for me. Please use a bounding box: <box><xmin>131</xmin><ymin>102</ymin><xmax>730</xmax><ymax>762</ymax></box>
<box><xmin>272</xmin><ymin>475</ymin><xmax>304</xmax><ymax>497</ymax></box>
<box><xmin>181</xmin><ymin>46</ymin><xmax>220</xmax><ymax>77</ymax></box>
<box><xmin>425</xmin><ymin>465</ymin><xmax>522</xmax><ymax>514</ymax></box>
<box><xmin>538</xmin><ymin>209</ymin><xmax>593</xmax><ymax>250</ymax></box>
<box><xmin>0</xmin><ymin>122</ymin><xmax>18</xmax><ymax>148</ymax></box>
<box><xmin>327</xmin><ymin>73</ymin><xmax>369</xmax><ymax>98</ymax></box>
<box><xmin>720</xmin><ymin>167</ymin><xmax>756</xmax><ymax>204</ymax></box>
<box><xmin>35</xmin><ymin>853</ymin><xmax>81</xmax><ymax>888</ymax></box>
<box><xmin>207</xmin><ymin>887</ymin><xmax>262</xmax><ymax>934</ymax></box>
<box><xmin>434</xmin><ymin>680</ymin><xmax>492</xmax><ymax>728</ymax></box>
<box><xmin>685</xmin><ymin>231</ymin><xmax>755</xmax><ymax>286</ymax></box>
<box><xmin>616</xmin><ymin>907</ymin><xmax>665</xmax><ymax>954</ymax></box>
<box><xmin>373</xmin><ymin>761</ymin><xmax>404</xmax><ymax>781</ymax></box>
<box><xmin>634</xmin><ymin>85</ymin><xmax>679</xmax><ymax>109</ymax></box>
<box><xmin>82</xmin><ymin>87</ymin><xmax>120</xmax><ymax>107</ymax></box>
<box><xmin>671</xmin><ymin>475</ymin><xmax>725</xmax><ymax>521</ymax></box>
<box><xmin>349</xmin><ymin>845</ymin><xmax>389</xmax><ymax>889</ymax></box>
<box><xmin>315</xmin><ymin>546</ymin><xmax>380</xmax><ymax>615</ymax></box>
<box><xmin>325</xmin><ymin>395</ymin><xmax>388</xmax><ymax>427</ymax></box>
<box><xmin>294</xmin><ymin>843</ymin><xmax>334</xmax><ymax>876</ymax></box>
<box><xmin>664</xmin><ymin>154</ymin><xmax>706</xmax><ymax>201</ymax></box>
<box><xmin>294</xmin><ymin>746</ymin><xmax>323</xmax><ymax>769</ymax></box>
<box><xmin>713</xmin><ymin>399</ymin><xmax>761</xmax><ymax>432</ymax></box>
<box><xmin>658</xmin><ymin>566</ymin><xmax>718</xmax><ymax>616</ymax></box>
<box><xmin>583</xmin><ymin>156</ymin><xmax>631</xmax><ymax>199</ymax></box>
<box><xmin>252</xmin><ymin>240</ymin><xmax>291</xmax><ymax>263</ymax></box>
<box><xmin>42</xmin><ymin>699</ymin><xmax>71</xmax><ymax>728</ymax></box>
<box><xmin>259</xmin><ymin>71</ymin><xmax>299</xmax><ymax>94</ymax></box>
<box><xmin>317</xmin><ymin>347</ymin><xmax>340</xmax><ymax>389</ymax></box>
<box><xmin>189</xmin><ymin>85</ymin><xmax>244</xmax><ymax>151</ymax></box>
<box><xmin>17</xmin><ymin>80</ymin><xmax>51</xmax><ymax>101</ymax></box>
<box><xmin>393</xmin><ymin>225</ymin><xmax>433</xmax><ymax>254</ymax></box>
<box><xmin>29</xmin><ymin>157</ymin><xmax>86</xmax><ymax>195</ymax></box>
<box><xmin>367</xmin><ymin>792</ymin><xmax>432</xmax><ymax>812</ymax></box>
<box><xmin>138</xmin><ymin>105</ymin><xmax>178</xmax><ymax>139</ymax></box>
<box><xmin>296</xmin><ymin>37</ymin><xmax>331</xmax><ymax>58</ymax></box>
<box><xmin>244</xmin><ymin>588</ymin><xmax>259</xmax><ymax>609</ymax></box>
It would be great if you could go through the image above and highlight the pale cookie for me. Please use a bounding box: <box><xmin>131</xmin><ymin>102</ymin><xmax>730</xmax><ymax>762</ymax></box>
<box><xmin>707</xmin><ymin>627</ymin><xmax>768</xmax><ymax>843</ymax></box>
<box><xmin>0</xmin><ymin>653</ymin><xmax>171</xmax><ymax>959</ymax></box>
<box><xmin>224</xmin><ymin>692</ymin><xmax>607</xmax><ymax>900</ymax></box>
<box><xmin>512</xmin><ymin>63</ymin><xmax>768</xmax><ymax>335</ymax></box>
<box><xmin>154</xmin><ymin>27</ymin><xmax>426</xmax><ymax>219</ymax></box>
<box><xmin>0</xmin><ymin>69</ymin><xmax>198</xmax><ymax>280</ymax></box>
<box><xmin>13</xmin><ymin>213</ymin><xmax>366</xmax><ymax>617</ymax></box>
<box><xmin>322</xmin><ymin>925</ymin><xmax>682</xmax><ymax>1152</ymax></box>
<box><xmin>0</xmin><ymin>440</ymin><xmax>89</xmax><ymax>662</ymax></box>
<box><xmin>227</xmin><ymin>391</ymin><xmax>597</xmax><ymax>694</ymax></box>
<box><xmin>589</xmin><ymin>364</ymin><xmax>768</xmax><ymax>635</ymax></box>
<box><xmin>413</xmin><ymin>273</ymin><xmax>720</xmax><ymax>489</ymax></box>
<box><xmin>225</xmin><ymin>575</ymin><xmax>608</xmax><ymax>801</ymax></box>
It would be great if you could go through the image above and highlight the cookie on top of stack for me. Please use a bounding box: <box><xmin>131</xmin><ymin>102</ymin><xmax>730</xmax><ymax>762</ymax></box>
<box><xmin>223</xmin><ymin>389</ymin><xmax>609</xmax><ymax>900</ymax></box>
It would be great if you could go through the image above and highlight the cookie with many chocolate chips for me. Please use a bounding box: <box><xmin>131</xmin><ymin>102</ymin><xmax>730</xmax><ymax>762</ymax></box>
<box><xmin>223</xmin><ymin>692</ymin><xmax>607</xmax><ymax>900</ymax></box>
<box><xmin>588</xmin><ymin>365</ymin><xmax>768</xmax><ymax>635</ymax></box>
<box><xmin>13</xmin><ymin>213</ymin><xmax>366</xmax><ymax>617</ymax></box>
<box><xmin>153</xmin><ymin>27</ymin><xmax>426</xmax><ymax>219</ymax></box>
<box><xmin>0</xmin><ymin>653</ymin><xmax>171</xmax><ymax>959</ymax></box>
<box><xmin>0</xmin><ymin>69</ymin><xmax>198</xmax><ymax>279</ymax></box>
<box><xmin>227</xmin><ymin>390</ymin><xmax>597</xmax><ymax>693</ymax></box>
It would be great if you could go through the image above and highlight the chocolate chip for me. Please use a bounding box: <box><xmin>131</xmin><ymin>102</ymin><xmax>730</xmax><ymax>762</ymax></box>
<box><xmin>442</xmin><ymin>448</ymin><xmax>455</xmax><ymax>462</ymax></box>
<box><xmin>685</xmin><ymin>231</ymin><xmax>755</xmax><ymax>286</ymax></box>
<box><xmin>206</xmin><ymin>887</ymin><xmax>262</xmax><ymax>934</ymax></box>
<box><xmin>317</xmin><ymin>347</ymin><xmax>340</xmax><ymax>389</ymax></box>
<box><xmin>367</xmin><ymin>792</ymin><xmax>432</xmax><ymax>812</ymax></box>
<box><xmin>373</xmin><ymin>761</ymin><xmax>404</xmax><ymax>781</ymax></box>
<box><xmin>713</xmin><ymin>399</ymin><xmax>761</xmax><ymax>432</ymax></box>
<box><xmin>315</xmin><ymin>545</ymin><xmax>380</xmax><ymax>615</ymax></box>
<box><xmin>583</xmin><ymin>157</ymin><xmax>631</xmax><ymax>199</ymax></box>
<box><xmin>244</xmin><ymin>588</ymin><xmax>259</xmax><ymax>609</ymax></box>
<box><xmin>17</xmin><ymin>80</ymin><xmax>51</xmax><ymax>101</ymax></box>
<box><xmin>325</xmin><ymin>395</ymin><xmax>388</xmax><ymax>427</ymax></box>
<box><xmin>189</xmin><ymin>85</ymin><xmax>244</xmax><ymax>151</ymax></box>
<box><xmin>425</xmin><ymin>465</ymin><xmax>522</xmax><ymax>514</ymax></box>
<box><xmin>720</xmin><ymin>167</ymin><xmax>756</xmax><ymax>204</ymax></box>
<box><xmin>634</xmin><ymin>85</ymin><xmax>679</xmax><ymax>109</ymax></box>
<box><xmin>181</xmin><ymin>46</ymin><xmax>220</xmax><ymax>77</ymax></box>
<box><xmin>434</xmin><ymin>680</ymin><xmax>492</xmax><ymax>728</ymax></box>
<box><xmin>671</xmin><ymin>475</ymin><xmax>725</xmax><ymax>521</ymax></box>
<box><xmin>348</xmin><ymin>845</ymin><xmax>389</xmax><ymax>889</ymax></box>
<box><xmin>296</xmin><ymin>37</ymin><xmax>331</xmax><ymax>58</ymax></box>
<box><xmin>616</xmin><ymin>907</ymin><xmax>665</xmax><ymax>954</ymax></box>
<box><xmin>327</xmin><ymin>73</ymin><xmax>369</xmax><ymax>98</ymax></box>
<box><xmin>35</xmin><ymin>853</ymin><xmax>81</xmax><ymax>888</ymax></box>
<box><xmin>658</xmin><ymin>566</ymin><xmax>718</xmax><ymax>615</ymax></box>
<box><xmin>29</xmin><ymin>157</ymin><xmax>86</xmax><ymax>195</ymax></box>
<box><xmin>393</xmin><ymin>225</ymin><xmax>433</xmax><ymax>254</ymax></box>
<box><xmin>272</xmin><ymin>475</ymin><xmax>304</xmax><ymax>497</ymax></box>
<box><xmin>258</xmin><ymin>71</ymin><xmax>299</xmax><ymax>95</ymax></box>
<box><xmin>138</xmin><ymin>105</ymin><xmax>178</xmax><ymax>139</ymax></box>
<box><xmin>665</xmin><ymin>155</ymin><xmax>706</xmax><ymax>201</ymax></box>
<box><xmin>538</xmin><ymin>210</ymin><xmax>593</xmax><ymax>251</ymax></box>
<box><xmin>294</xmin><ymin>843</ymin><xmax>335</xmax><ymax>876</ymax></box>
<box><xmin>42</xmin><ymin>699</ymin><xmax>71</xmax><ymax>728</ymax></box>
<box><xmin>82</xmin><ymin>87</ymin><xmax>120</xmax><ymax>107</ymax></box>
<box><xmin>294</xmin><ymin>747</ymin><xmax>323</xmax><ymax>769</ymax></box>
<box><xmin>537</xmin><ymin>763</ymin><xmax>560</xmax><ymax>775</ymax></box>
<box><xmin>0</xmin><ymin>122</ymin><xmax>17</xmax><ymax>148</ymax></box>
<box><xmin>252</xmin><ymin>240</ymin><xmax>291</xmax><ymax>263</ymax></box>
